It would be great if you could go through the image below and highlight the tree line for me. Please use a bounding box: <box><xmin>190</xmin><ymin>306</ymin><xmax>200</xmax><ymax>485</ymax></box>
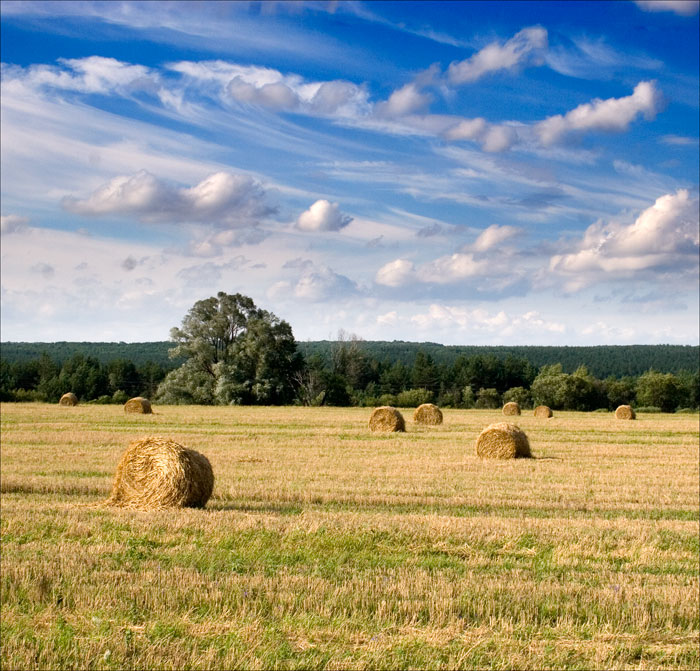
<box><xmin>1</xmin><ymin>292</ymin><xmax>698</xmax><ymax>412</ymax></box>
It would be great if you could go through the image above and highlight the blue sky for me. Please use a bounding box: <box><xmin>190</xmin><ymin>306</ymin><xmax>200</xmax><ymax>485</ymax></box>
<box><xmin>1</xmin><ymin>0</ymin><xmax>698</xmax><ymax>345</ymax></box>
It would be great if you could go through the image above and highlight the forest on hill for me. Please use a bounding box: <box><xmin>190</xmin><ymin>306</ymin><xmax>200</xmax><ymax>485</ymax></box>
<box><xmin>1</xmin><ymin>339</ymin><xmax>698</xmax><ymax>412</ymax></box>
<box><xmin>2</xmin><ymin>341</ymin><xmax>698</xmax><ymax>378</ymax></box>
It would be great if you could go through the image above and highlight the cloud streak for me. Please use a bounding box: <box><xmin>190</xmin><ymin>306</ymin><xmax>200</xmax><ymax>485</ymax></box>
<box><xmin>62</xmin><ymin>170</ymin><xmax>276</xmax><ymax>227</ymax></box>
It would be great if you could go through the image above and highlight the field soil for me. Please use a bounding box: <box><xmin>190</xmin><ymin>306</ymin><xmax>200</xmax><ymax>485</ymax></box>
<box><xmin>1</xmin><ymin>403</ymin><xmax>698</xmax><ymax>670</ymax></box>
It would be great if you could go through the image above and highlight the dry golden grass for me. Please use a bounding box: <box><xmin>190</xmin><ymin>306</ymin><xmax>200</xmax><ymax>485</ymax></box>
<box><xmin>1</xmin><ymin>403</ymin><xmax>698</xmax><ymax>670</ymax></box>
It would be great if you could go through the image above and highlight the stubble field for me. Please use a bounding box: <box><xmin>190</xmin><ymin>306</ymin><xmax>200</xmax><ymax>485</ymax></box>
<box><xmin>1</xmin><ymin>403</ymin><xmax>698</xmax><ymax>670</ymax></box>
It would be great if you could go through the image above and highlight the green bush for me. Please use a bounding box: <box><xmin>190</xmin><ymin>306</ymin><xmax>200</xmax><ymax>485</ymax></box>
<box><xmin>635</xmin><ymin>406</ymin><xmax>662</xmax><ymax>413</ymax></box>
<box><xmin>378</xmin><ymin>393</ymin><xmax>398</xmax><ymax>407</ymax></box>
<box><xmin>11</xmin><ymin>389</ymin><xmax>44</xmax><ymax>402</ymax></box>
<box><xmin>396</xmin><ymin>388</ymin><xmax>433</xmax><ymax>407</ymax></box>
<box><xmin>112</xmin><ymin>390</ymin><xmax>129</xmax><ymax>404</ymax></box>
<box><xmin>676</xmin><ymin>408</ymin><xmax>698</xmax><ymax>414</ymax></box>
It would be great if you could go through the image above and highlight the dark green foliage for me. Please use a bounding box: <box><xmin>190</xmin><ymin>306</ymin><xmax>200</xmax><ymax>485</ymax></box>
<box><xmin>157</xmin><ymin>292</ymin><xmax>301</xmax><ymax>405</ymax></box>
<box><xmin>1</xmin><ymin>338</ymin><xmax>698</xmax><ymax>409</ymax></box>
<box><xmin>475</xmin><ymin>387</ymin><xmax>501</xmax><ymax>409</ymax></box>
<box><xmin>636</xmin><ymin>371</ymin><xmax>685</xmax><ymax>413</ymax></box>
<box><xmin>502</xmin><ymin>386</ymin><xmax>532</xmax><ymax>409</ymax></box>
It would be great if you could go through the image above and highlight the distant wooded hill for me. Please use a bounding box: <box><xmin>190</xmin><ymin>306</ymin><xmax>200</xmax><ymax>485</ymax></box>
<box><xmin>1</xmin><ymin>341</ymin><xmax>698</xmax><ymax>378</ymax></box>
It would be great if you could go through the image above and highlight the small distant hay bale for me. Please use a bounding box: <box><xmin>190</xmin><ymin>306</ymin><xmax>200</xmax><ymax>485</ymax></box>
<box><xmin>106</xmin><ymin>436</ymin><xmax>214</xmax><ymax>509</ymax></box>
<box><xmin>59</xmin><ymin>392</ymin><xmax>78</xmax><ymax>406</ymax></box>
<box><xmin>476</xmin><ymin>422</ymin><xmax>531</xmax><ymax>459</ymax></box>
<box><xmin>615</xmin><ymin>405</ymin><xmax>636</xmax><ymax>420</ymax></box>
<box><xmin>413</xmin><ymin>403</ymin><xmax>443</xmax><ymax>425</ymax></box>
<box><xmin>534</xmin><ymin>405</ymin><xmax>553</xmax><ymax>418</ymax></box>
<box><xmin>369</xmin><ymin>406</ymin><xmax>406</xmax><ymax>432</ymax></box>
<box><xmin>502</xmin><ymin>402</ymin><xmax>521</xmax><ymax>416</ymax></box>
<box><xmin>124</xmin><ymin>397</ymin><xmax>152</xmax><ymax>414</ymax></box>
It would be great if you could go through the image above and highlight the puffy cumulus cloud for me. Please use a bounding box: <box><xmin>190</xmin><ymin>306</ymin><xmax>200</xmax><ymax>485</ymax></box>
<box><xmin>270</xmin><ymin>262</ymin><xmax>358</xmax><ymax>302</ymax></box>
<box><xmin>442</xmin><ymin>118</ymin><xmax>518</xmax><ymax>153</ymax></box>
<box><xmin>443</xmin><ymin>117</ymin><xmax>488</xmax><ymax>141</ymax></box>
<box><xmin>634</xmin><ymin>1</ymin><xmax>699</xmax><ymax>15</ymax></box>
<box><xmin>410</xmin><ymin>304</ymin><xmax>565</xmax><ymax>335</ymax></box>
<box><xmin>1</xmin><ymin>214</ymin><xmax>29</xmax><ymax>234</ymax></box>
<box><xmin>296</xmin><ymin>200</ymin><xmax>353</xmax><ymax>232</ymax></box>
<box><xmin>172</xmin><ymin>60</ymin><xmax>371</xmax><ymax>117</ymax></box>
<box><xmin>550</xmin><ymin>189</ymin><xmax>699</xmax><ymax>289</ymax></box>
<box><xmin>374</xmin><ymin>83</ymin><xmax>432</xmax><ymax>118</ymax></box>
<box><xmin>447</xmin><ymin>26</ymin><xmax>548</xmax><ymax>85</ymax></box>
<box><xmin>471</xmin><ymin>224</ymin><xmax>522</xmax><ymax>252</ymax></box>
<box><xmin>536</xmin><ymin>81</ymin><xmax>662</xmax><ymax>146</ymax></box>
<box><xmin>375</xmin><ymin>259</ymin><xmax>416</xmax><ymax>287</ymax></box>
<box><xmin>5</xmin><ymin>56</ymin><xmax>154</xmax><ymax>94</ymax></box>
<box><xmin>228</xmin><ymin>76</ymin><xmax>300</xmax><ymax>109</ymax></box>
<box><xmin>376</xmin><ymin>311</ymin><xmax>399</xmax><ymax>326</ymax></box>
<box><xmin>417</xmin><ymin>252</ymin><xmax>489</xmax><ymax>284</ymax></box>
<box><xmin>63</xmin><ymin>170</ymin><xmax>275</xmax><ymax>227</ymax></box>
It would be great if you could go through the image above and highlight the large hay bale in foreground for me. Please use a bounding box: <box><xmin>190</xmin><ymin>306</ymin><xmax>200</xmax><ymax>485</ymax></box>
<box><xmin>59</xmin><ymin>392</ymin><xmax>78</xmax><ymax>406</ymax></box>
<box><xmin>124</xmin><ymin>397</ymin><xmax>152</xmax><ymax>414</ymax></box>
<box><xmin>413</xmin><ymin>403</ymin><xmax>443</xmax><ymax>425</ymax></box>
<box><xmin>615</xmin><ymin>405</ymin><xmax>636</xmax><ymax>420</ymax></box>
<box><xmin>534</xmin><ymin>405</ymin><xmax>553</xmax><ymax>418</ymax></box>
<box><xmin>369</xmin><ymin>406</ymin><xmax>406</xmax><ymax>432</ymax></box>
<box><xmin>502</xmin><ymin>401</ymin><xmax>521</xmax><ymax>416</ymax></box>
<box><xmin>476</xmin><ymin>422</ymin><xmax>531</xmax><ymax>459</ymax></box>
<box><xmin>106</xmin><ymin>437</ymin><xmax>214</xmax><ymax>509</ymax></box>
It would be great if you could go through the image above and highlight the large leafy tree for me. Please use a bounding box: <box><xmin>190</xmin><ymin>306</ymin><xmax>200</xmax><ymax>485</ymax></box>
<box><xmin>156</xmin><ymin>292</ymin><xmax>301</xmax><ymax>405</ymax></box>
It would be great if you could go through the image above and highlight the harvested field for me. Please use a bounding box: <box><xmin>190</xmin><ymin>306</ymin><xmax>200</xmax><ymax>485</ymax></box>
<box><xmin>1</xmin><ymin>403</ymin><xmax>698</xmax><ymax>670</ymax></box>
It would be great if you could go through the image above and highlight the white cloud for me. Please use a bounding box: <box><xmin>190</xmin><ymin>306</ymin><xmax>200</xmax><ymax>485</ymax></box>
<box><xmin>0</xmin><ymin>215</ymin><xmax>29</xmax><ymax>234</ymax></box>
<box><xmin>660</xmin><ymin>134</ymin><xmax>697</xmax><ymax>146</ymax></box>
<box><xmin>550</xmin><ymin>189</ymin><xmax>699</xmax><ymax>289</ymax></box>
<box><xmin>481</xmin><ymin>124</ymin><xmax>519</xmax><ymax>152</ymax></box>
<box><xmin>634</xmin><ymin>1</ymin><xmax>699</xmax><ymax>15</ymax></box>
<box><xmin>375</xmin><ymin>259</ymin><xmax>416</xmax><ymax>287</ymax></box>
<box><xmin>172</xmin><ymin>60</ymin><xmax>371</xmax><ymax>118</ymax></box>
<box><xmin>270</xmin><ymin>263</ymin><xmax>358</xmax><ymax>302</ymax></box>
<box><xmin>447</xmin><ymin>26</ymin><xmax>548</xmax><ymax>85</ymax></box>
<box><xmin>536</xmin><ymin>81</ymin><xmax>662</xmax><ymax>145</ymax></box>
<box><xmin>471</xmin><ymin>224</ymin><xmax>522</xmax><ymax>252</ymax></box>
<box><xmin>410</xmin><ymin>304</ymin><xmax>565</xmax><ymax>335</ymax></box>
<box><xmin>62</xmin><ymin>170</ymin><xmax>275</xmax><ymax>227</ymax></box>
<box><xmin>3</xmin><ymin>56</ymin><xmax>155</xmax><ymax>95</ymax></box>
<box><xmin>375</xmin><ymin>83</ymin><xmax>432</xmax><ymax>118</ymax></box>
<box><xmin>296</xmin><ymin>200</ymin><xmax>353</xmax><ymax>232</ymax></box>
<box><xmin>417</xmin><ymin>252</ymin><xmax>489</xmax><ymax>284</ymax></box>
<box><xmin>376</xmin><ymin>310</ymin><xmax>399</xmax><ymax>326</ymax></box>
<box><xmin>443</xmin><ymin>118</ymin><xmax>488</xmax><ymax>142</ymax></box>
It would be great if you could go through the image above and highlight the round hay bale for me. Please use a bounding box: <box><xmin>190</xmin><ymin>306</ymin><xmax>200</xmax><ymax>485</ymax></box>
<box><xmin>615</xmin><ymin>405</ymin><xmax>636</xmax><ymax>420</ymax></box>
<box><xmin>59</xmin><ymin>392</ymin><xmax>78</xmax><ymax>406</ymax></box>
<box><xmin>475</xmin><ymin>422</ymin><xmax>531</xmax><ymax>459</ymax></box>
<box><xmin>369</xmin><ymin>406</ymin><xmax>405</xmax><ymax>432</ymax></box>
<box><xmin>413</xmin><ymin>403</ymin><xmax>443</xmax><ymax>425</ymax></box>
<box><xmin>106</xmin><ymin>436</ymin><xmax>214</xmax><ymax>509</ymax></box>
<box><xmin>124</xmin><ymin>397</ymin><xmax>152</xmax><ymax>414</ymax></box>
<box><xmin>534</xmin><ymin>405</ymin><xmax>553</xmax><ymax>418</ymax></box>
<box><xmin>502</xmin><ymin>401</ymin><xmax>521</xmax><ymax>416</ymax></box>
